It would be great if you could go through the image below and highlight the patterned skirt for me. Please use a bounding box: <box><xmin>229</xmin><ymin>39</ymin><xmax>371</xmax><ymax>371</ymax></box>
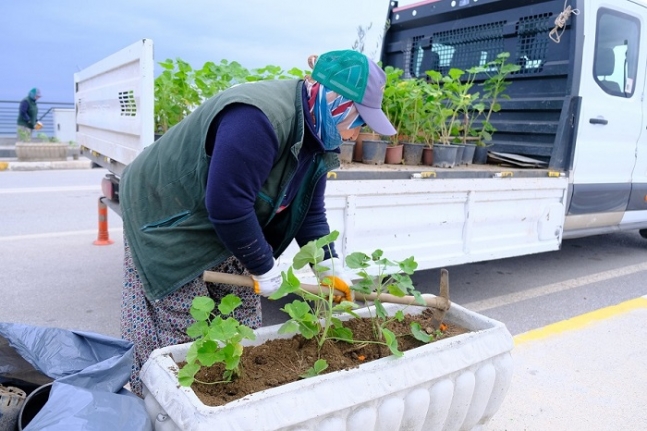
<box><xmin>120</xmin><ymin>237</ymin><xmax>262</xmax><ymax>397</ymax></box>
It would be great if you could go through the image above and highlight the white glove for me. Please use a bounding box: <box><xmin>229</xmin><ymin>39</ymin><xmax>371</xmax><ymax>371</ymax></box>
<box><xmin>318</xmin><ymin>257</ymin><xmax>354</xmax><ymax>301</ymax></box>
<box><xmin>251</xmin><ymin>259</ymin><xmax>283</xmax><ymax>297</ymax></box>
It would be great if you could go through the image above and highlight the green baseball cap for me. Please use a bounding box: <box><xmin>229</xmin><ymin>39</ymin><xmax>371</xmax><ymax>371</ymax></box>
<box><xmin>312</xmin><ymin>50</ymin><xmax>396</xmax><ymax>136</ymax></box>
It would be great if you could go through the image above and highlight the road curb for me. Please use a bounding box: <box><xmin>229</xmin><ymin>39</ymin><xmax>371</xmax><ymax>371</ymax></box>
<box><xmin>0</xmin><ymin>159</ymin><xmax>93</xmax><ymax>171</ymax></box>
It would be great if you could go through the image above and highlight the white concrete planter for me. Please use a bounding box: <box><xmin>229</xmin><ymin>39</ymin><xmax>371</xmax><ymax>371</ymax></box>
<box><xmin>15</xmin><ymin>142</ymin><xmax>68</xmax><ymax>161</ymax></box>
<box><xmin>140</xmin><ymin>299</ymin><xmax>514</xmax><ymax>431</ymax></box>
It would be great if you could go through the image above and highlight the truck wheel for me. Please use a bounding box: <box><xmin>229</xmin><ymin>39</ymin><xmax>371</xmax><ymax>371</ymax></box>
<box><xmin>640</xmin><ymin>229</ymin><xmax>647</xmax><ymax>239</ymax></box>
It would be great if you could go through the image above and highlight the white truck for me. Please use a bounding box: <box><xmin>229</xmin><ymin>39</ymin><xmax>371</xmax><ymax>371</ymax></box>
<box><xmin>74</xmin><ymin>0</ymin><xmax>647</xmax><ymax>272</ymax></box>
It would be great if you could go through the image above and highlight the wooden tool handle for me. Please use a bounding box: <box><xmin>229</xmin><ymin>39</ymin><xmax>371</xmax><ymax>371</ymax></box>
<box><xmin>203</xmin><ymin>270</ymin><xmax>449</xmax><ymax>310</ymax></box>
<box><xmin>355</xmin><ymin>292</ymin><xmax>449</xmax><ymax>310</ymax></box>
<box><xmin>202</xmin><ymin>271</ymin><xmax>343</xmax><ymax>296</ymax></box>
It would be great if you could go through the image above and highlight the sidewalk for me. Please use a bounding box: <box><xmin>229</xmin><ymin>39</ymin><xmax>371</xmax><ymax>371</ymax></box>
<box><xmin>488</xmin><ymin>295</ymin><xmax>647</xmax><ymax>430</ymax></box>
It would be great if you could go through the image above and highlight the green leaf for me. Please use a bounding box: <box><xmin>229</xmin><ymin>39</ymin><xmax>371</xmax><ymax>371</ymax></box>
<box><xmin>386</xmin><ymin>282</ymin><xmax>406</xmax><ymax>297</ymax></box>
<box><xmin>293</xmin><ymin>240</ymin><xmax>324</xmax><ymax>269</ymax></box>
<box><xmin>412</xmin><ymin>291</ymin><xmax>426</xmax><ymax>306</ymax></box>
<box><xmin>297</xmin><ymin>321</ymin><xmax>320</xmax><ymax>339</ymax></box>
<box><xmin>185</xmin><ymin>342</ymin><xmax>199</xmax><ymax>364</ymax></box>
<box><xmin>238</xmin><ymin>325</ymin><xmax>256</xmax><ymax>341</ymax></box>
<box><xmin>411</xmin><ymin>322</ymin><xmax>434</xmax><ymax>343</ymax></box>
<box><xmin>222</xmin><ymin>343</ymin><xmax>243</xmax><ymax>370</ymax></box>
<box><xmin>390</xmin><ymin>273</ymin><xmax>415</xmax><ymax>293</ymax></box>
<box><xmin>331</xmin><ymin>301</ymin><xmax>358</xmax><ymax>313</ymax></box>
<box><xmin>448</xmin><ymin>68</ymin><xmax>465</xmax><ymax>80</ymax></box>
<box><xmin>330</xmin><ymin>326</ymin><xmax>354</xmax><ymax>342</ymax></box>
<box><xmin>190</xmin><ymin>296</ymin><xmax>215</xmax><ymax>321</ymax></box>
<box><xmin>197</xmin><ymin>339</ymin><xmax>220</xmax><ymax>366</ymax></box>
<box><xmin>313</xmin><ymin>359</ymin><xmax>328</xmax><ymax>373</ymax></box>
<box><xmin>218</xmin><ymin>294</ymin><xmax>242</xmax><ymax>316</ymax></box>
<box><xmin>354</xmin><ymin>278</ymin><xmax>374</xmax><ymax>295</ymax></box>
<box><xmin>315</xmin><ymin>231</ymin><xmax>339</xmax><ymax>248</ymax></box>
<box><xmin>178</xmin><ymin>362</ymin><xmax>200</xmax><ymax>387</ymax></box>
<box><xmin>300</xmin><ymin>359</ymin><xmax>328</xmax><ymax>378</ymax></box>
<box><xmin>371</xmin><ymin>249</ymin><xmax>384</xmax><ymax>261</ymax></box>
<box><xmin>345</xmin><ymin>252</ymin><xmax>370</xmax><ymax>269</ymax></box>
<box><xmin>374</xmin><ymin>300</ymin><xmax>388</xmax><ymax>319</ymax></box>
<box><xmin>382</xmin><ymin>328</ymin><xmax>403</xmax><ymax>357</ymax></box>
<box><xmin>186</xmin><ymin>320</ymin><xmax>209</xmax><ymax>338</ymax></box>
<box><xmin>272</xmin><ymin>267</ymin><xmax>300</xmax><ymax>299</ymax></box>
<box><xmin>282</xmin><ymin>300</ymin><xmax>312</xmax><ymax>320</ymax></box>
<box><xmin>278</xmin><ymin>320</ymin><xmax>300</xmax><ymax>334</ymax></box>
<box><xmin>208</xmin><ymin>317</ymin><xmax>240</xmax><ymax>341</ymax></box>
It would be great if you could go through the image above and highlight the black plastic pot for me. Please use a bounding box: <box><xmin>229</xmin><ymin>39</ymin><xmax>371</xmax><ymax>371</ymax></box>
<box><xmin>362</xmin><ymin>140</ymin><xmax>388</xmax><ymax>165</ymax></box>
<box><xmin>339</xmin><ymin>140</ymin><xmax>356</xmax><ymax>163</ymax></box>
<box><xmin>461</xmin><ymin>143</ymin><xmax>477</xmax><ymax>165</ymax></box>
<box><xmin>473</xmin><ymin>146</ymin><xmax>489</xmax><ymax>164</ymax></box>
<box><xmin>432</xmin><ymin>145</ymin><xmax>459</xmax><ymax>168</ymax></box>
<box><xmin>18</xmin><ymin>383</ymin><xmax>52</xmax><ymax>431</ymax></box>
<box><xmin>402</xmin><ymin>142</ymin><xmax>424</xmax><ymax>165</ymax></box>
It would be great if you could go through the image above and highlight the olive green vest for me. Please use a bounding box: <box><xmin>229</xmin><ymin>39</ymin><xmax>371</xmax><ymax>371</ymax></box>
<box><xmin>17</xmin><ymin>97</ymin><xmax>38</xmax><ymax>128</ymax></box>
<box><xmin>121</xmin><ymin>79</ymin><xmax>339</xmax><ymax>300</ymax></box>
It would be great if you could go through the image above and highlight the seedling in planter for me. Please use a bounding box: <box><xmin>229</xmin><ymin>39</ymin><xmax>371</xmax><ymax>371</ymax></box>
<box><xmin>476</xmin><ymin>52</ymin><xmax>521</xmax><ymax>143</ymax></box>
<box><xmin>345</xmin><ymin>250</ymin><xmax>424</xmax><ymax>357</ymax></box>
<box><xmin>274</xmin><ymin>231</ymin><xmax>430</xmax><ymax>360</ymax></box>
<box><xmin>410</xmin><ymin>323</ymin><xmax>444</xmax><ymax>343</ymax></box>
<box><xmin>274</xmin><ymin>231</ymin><xmax>358</xmax><ymax>353</ymax></box>
<box><xmin>300</xmin><ymin>359</ymin><xmax>328</xmax><ymax>379</ymax></box>
<box><xmin>178</xmin><ymin>294</ymin><xmax>256</xmax><ymax>387</ymax></box>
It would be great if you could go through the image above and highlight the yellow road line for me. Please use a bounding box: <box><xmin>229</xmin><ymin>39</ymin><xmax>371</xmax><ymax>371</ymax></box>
<box><xmin>514</xmin><ymin>296</ymin><xmax>647</xmax><ymax>345</ymax></box>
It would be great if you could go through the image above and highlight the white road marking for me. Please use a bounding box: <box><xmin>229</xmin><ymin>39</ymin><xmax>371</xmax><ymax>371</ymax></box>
<box><xmin>463</xmin><ymin>261</ymin><xmax>647</xmax><ymax>312</ymax></box>
<box><xmin>0</xmin><ymin>186</ymin><xmax>100</xmax><ymax>194</ymax></box>
<box><xmin>0</xmin><ymin>228</ymin><xmax>123</xmax><ymax>242</ymax></box>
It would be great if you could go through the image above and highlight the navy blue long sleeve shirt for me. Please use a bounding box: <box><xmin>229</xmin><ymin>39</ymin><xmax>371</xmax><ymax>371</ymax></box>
<box><xmin>205</xmin><ymin>89</ymin><xmax>337</xmax><ymax>275</ymax></box>
<box><xmin>19</xmin><ymin>100</ymin><xmax>32</xmax><ymax>123</ymax></box>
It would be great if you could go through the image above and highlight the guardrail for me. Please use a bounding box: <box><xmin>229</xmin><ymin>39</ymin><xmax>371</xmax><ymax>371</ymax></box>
<box><xmin>0</xmin><ymin>100</ymin><xmax>74</xmax><ymax>138</ymax></box>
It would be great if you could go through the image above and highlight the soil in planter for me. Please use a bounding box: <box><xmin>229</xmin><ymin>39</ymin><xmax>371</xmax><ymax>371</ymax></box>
<box><xmin>183</xmin><ymin>310</ymin><xmax>468</xmax><ymax>407</ymax></box>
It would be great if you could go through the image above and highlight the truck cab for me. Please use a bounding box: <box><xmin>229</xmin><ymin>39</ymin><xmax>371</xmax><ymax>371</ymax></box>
<box><xmin>381</xmin><ymin>0</ymin><xmax>647</xmax><ymax>238</ymax></box>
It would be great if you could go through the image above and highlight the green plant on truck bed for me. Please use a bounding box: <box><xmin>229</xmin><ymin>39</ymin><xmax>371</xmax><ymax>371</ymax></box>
<box><xmin>154</xmin><ymin>58</ymin><xmax>306</xmax><ymax>134</ymax></box>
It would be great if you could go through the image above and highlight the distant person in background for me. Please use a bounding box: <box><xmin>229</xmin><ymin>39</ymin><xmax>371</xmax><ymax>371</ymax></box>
<box><xmin>17</xmin><ymin>88</ymin><xmax>41</xmax><ymax>141</ymax></box>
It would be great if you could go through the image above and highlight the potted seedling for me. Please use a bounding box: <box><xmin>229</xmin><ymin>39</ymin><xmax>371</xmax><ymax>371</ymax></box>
<box><xmin>472</xmin><ymin>53</ymin><xmax>521</xmax><ymax>164</ymax></box>
<box><xmin>399</xmin><ymin>79</ymin><xmax>427</xmax><ymax>165</ymax></box>
<box><xmin>424</xmin><ymin>70</ymin><xmax>460</xmax><ymax>167</ymax></box>
<box><xmin>354</xmin><ymin>126</ymin><xmax>380</xmax><ymax>162</ymax></box>
<box><xmin>382</xmin><ymin>66</ymin><xmax>408</xmax><ymax>164</ymax></box>
<box><xmin>140</xmin><ymin>232</ymin><xmax>515</xmax><ymax>431</ymax></box>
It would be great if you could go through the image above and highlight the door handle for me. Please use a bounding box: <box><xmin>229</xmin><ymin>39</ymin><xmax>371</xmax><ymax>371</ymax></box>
<box><xmin>589</xmin><ymin>118</ymin><xmax>608</xmax><ymax>125</ymax></box>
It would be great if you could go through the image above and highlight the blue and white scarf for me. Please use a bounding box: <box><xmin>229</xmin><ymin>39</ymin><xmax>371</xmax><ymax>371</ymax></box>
<box><xmin>306</xmin><ymin>81</ymin><xmax>364</xmax><ymax>150</ymax></box>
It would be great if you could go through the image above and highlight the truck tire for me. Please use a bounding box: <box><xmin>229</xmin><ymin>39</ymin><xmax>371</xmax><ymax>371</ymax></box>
<box><xmin>640</xmin><ymin>229</ymin><xmax>647</xmax><ymax>239</ymax></box>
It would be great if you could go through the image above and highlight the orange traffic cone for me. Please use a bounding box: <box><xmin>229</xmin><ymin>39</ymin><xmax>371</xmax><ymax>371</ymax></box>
<box><xmin>93</xmin><ymin>197</ymin><xmax>114</xmax><ymax>246</ymax></box>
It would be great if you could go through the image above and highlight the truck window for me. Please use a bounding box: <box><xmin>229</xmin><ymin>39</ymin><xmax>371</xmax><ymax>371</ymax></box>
<box><xmin>594</xmin><ymin>8</ymin><xmax>640</xmax><ymax>97</ymax></box>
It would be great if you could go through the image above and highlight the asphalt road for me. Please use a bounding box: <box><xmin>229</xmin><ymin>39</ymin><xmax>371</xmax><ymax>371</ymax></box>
<box><xmin>1</xmin><ymin>168</ymin><xmax>646</xmax><ymax>339</ymax></box>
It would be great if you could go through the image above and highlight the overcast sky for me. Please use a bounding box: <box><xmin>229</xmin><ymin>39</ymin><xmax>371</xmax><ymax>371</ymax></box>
<box><xmin>1</xmin><ymin>1</ymin><xmax>416</xmax><ymax>103</ymax></box>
